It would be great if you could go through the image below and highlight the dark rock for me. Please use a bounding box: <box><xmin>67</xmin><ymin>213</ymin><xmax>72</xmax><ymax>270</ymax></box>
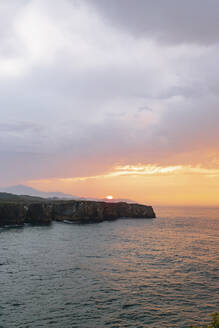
<box><xmin>52</xmin><ymin>201</ymin><xmax>155</xmax><ymax>223</ymax></box>
<box><xmin>0</xmin><ymin>203</ymin><xmax>26</xmax><ymax>226</ymax></box>
<box><xmin>0</xmin><ymin>199</ymin><xmax>155</xmax><ymax>227</ymax></box>
<box><xmin>25</xmin><ymin>203</ymin><xmax>53</xmax><ymax>225</ymax></box>
<box><xmin>52</xmin><ymin>201</ymin><xmax>104</xmax><ymax>222</ymax></box>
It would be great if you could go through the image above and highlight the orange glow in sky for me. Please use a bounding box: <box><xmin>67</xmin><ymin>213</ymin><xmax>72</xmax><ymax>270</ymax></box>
<box><xmin>26</xmin><ymin>163</ymin><xmax>219</xmax><ymax>207</ymax></box>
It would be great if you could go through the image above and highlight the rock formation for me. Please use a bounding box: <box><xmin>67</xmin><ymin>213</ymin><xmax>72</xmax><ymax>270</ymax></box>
<box><xmin>0</xmin><ymin>197</ymin><xmax>155</xmax><ymax>227</ymax></box>
<box><xmin>0</xmin><ymin>203</ymin><xmax>26</xmax><ymax>226</ymax></box>
<box><xmin>52</xmin><ymin>201</ymin><xmax>155</xmax><ymax>223</ymax></box>
<box><xmin>25</xmin><ymin>203</ymin><xmax>53</xmax><ymax>225</ymax></box>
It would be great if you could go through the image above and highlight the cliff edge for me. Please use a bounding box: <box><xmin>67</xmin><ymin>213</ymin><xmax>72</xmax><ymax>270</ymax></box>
<box><xmin>52</xmin><ymin>200</ymin><xmax>155</xmax><ymax>223</ymax></box>
<box><xmin>0</xmin><ymin>195</ymin><xmax>156</xmax><ymax>226</ymax></box>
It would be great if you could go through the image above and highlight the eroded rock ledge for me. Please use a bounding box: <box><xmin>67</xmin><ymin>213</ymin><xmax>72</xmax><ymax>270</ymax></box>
<box><xmin>0</xmin><ymin>200</ymin><xmax>156</xmax><ymax>226</ymax></box>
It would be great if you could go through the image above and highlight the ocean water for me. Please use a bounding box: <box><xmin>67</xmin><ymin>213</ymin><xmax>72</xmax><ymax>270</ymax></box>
<box><xmin>0</xmin><ymin>207</ymin><xmax>219</xmax><ymax>328</ymax></box>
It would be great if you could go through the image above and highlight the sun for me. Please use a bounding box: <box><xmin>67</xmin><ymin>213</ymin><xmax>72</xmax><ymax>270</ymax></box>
<box><xmin>106</xmin><ymin>195</ymin><xmax>113</xmax><ymax>200</ymax></box>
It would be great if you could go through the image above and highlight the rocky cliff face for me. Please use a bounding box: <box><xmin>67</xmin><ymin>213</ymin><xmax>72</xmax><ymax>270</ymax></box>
<box><xmin>0</xmin><ymin>203</ymin><xmax>26</xmax><ymax>226</ymax></box>
<box><xmin>25</xmin><ymin>203</ymin><xmax>53</xmax><ymax>225</ymax></box>
<box><xmin>47</xmin><ymin>201</ymin><xmax>155</xmax><ymax>223</ymax></box>
<box><xmin>0</xmin><ymin>200</ymin><xmax>155</xmax><ymax>227</ymax></box>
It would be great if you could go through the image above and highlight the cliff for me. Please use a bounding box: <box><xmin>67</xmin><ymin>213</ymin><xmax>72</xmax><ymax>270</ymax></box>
<box><xmin>0</xmin><ymin>195</ymin><xmax>155</xmax><ymax>227</ymax></box>
<box><xmin>0</xmin><ymin>203</ymin><xmax>27</xmax><ymax>226</ymax></box>
<box><xmin>52</xmin><ymin>201</ymin><xmax>155</xmax><ymax>223</ymax></box>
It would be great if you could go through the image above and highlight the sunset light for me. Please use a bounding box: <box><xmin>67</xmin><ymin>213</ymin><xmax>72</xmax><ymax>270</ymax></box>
<box><xmin>1</xmin><ymin>1</ymin><xmax>219</xmax><ymax>327</ymax></box>
<box><xmin>106</xmin><ymin>195</ymin><xmax>113</xmax><ymax>200</ymax></box>
<box><xmin>27</xmin><ymin>163</ymin><xmax>219</xmax><ymax>206</ymax></box>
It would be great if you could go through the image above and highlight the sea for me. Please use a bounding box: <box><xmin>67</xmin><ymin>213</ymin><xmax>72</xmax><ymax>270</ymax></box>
<box><xmin>0</xmin><ymin>206</ymin><xmax>219</xmax><ymax>328</ymax></box>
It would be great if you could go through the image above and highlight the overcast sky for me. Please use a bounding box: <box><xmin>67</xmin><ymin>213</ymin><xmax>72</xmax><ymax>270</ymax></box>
<box><xmin>0</xmin><ymin>0</ymin><xmax>219</xmax><ymax>204</ymax></box>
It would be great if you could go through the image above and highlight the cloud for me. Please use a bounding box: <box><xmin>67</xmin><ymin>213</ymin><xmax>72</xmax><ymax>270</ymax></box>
<box><xmin>0</xmin><ymin>0</ymin><xmax>219</xmax><ymax>189</ymax></box>
<box><xmin>88</xmin><ymin>0</ymin><xmax>219</xmax><ymax>45</ymax></box>
<box><xmin>27</xmin><ymin>164</ymin><xmax>219</xmax><ymax>191</ymax></box>
<box><xmin>0</xmin><ymin>121</ymin><xmax>41</xmax><ymax>133</ymax></box>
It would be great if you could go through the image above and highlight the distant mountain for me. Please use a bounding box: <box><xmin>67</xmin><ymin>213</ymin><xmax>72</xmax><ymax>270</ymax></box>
<box><xmin>0</xmin><ymin>185</ymin><xmax>79</xmax><ymax>200</ymax></box>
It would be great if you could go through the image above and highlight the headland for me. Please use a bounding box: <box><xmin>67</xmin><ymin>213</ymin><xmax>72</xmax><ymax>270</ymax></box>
<box><xmin>0</xmin><ymin>192</ymin><xmax>155</xmax><ymax>226</ymax></box>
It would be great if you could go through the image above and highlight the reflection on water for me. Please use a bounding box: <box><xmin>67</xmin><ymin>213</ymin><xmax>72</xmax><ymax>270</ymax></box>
<box><xmin>0</xmin><ymin>207</ymin><xmax>219</xmax><ymax>328</ymax></box>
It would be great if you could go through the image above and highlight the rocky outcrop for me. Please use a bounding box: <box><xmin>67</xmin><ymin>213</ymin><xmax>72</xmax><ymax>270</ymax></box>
<box><xmin>0</xmin><ymin>200</ymin><xmax>155</xmax><ymax>227</ymax></box>
<box><xmin>0</xmin><ymin>203</ymin><xmax>26</xmax><ymax>226</ymax></box>
<box><xmin>0</xmin><ymin>202</ymin><xmax>52</xmax><ymax>226</ymax></box>
<box><xmin>25</xmin><ymin>203</ymin><xmax>53</xmax><ymax>225</ymax></box>
<box><xmin>52</xmin><ymin>201</ymin><xmax>155</xmax><ymax>223</ymax></box>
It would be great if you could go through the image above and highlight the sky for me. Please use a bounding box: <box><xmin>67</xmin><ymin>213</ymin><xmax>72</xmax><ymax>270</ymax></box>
<box><xmin>1</xmin><ymin>0</ymin><xmax>219</xmax><ymax>206</ymax></box>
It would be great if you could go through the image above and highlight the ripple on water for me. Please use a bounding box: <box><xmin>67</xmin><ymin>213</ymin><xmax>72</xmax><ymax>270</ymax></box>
<box><xmin>0</xmin><ymin>210</ymin><xmax>219</xmax><ymax>327</ymax></box>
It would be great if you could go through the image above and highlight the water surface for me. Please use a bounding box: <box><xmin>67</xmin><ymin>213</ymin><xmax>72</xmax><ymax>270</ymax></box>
<box><xmin>0</xmin><ymin>207</ymin><xmax>219</xmax><ymax>327</ymax></box>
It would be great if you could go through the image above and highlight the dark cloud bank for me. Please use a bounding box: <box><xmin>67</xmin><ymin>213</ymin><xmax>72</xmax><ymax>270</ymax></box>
<box><xmin>89</xmin><ymin>0</ymin><xmax>219</xmax><ymax>45</ymax></box>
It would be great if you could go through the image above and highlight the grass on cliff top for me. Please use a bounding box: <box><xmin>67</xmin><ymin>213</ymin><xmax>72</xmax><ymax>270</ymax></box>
<box><xmin>191</xmin><ymin>313</ymin><xmax>219</xmax><ymax>328</ymax></box>
<box><xmin>0</xmin><ymin>192</ymin><xmax>47</xmax><ymax>204</ymax></box>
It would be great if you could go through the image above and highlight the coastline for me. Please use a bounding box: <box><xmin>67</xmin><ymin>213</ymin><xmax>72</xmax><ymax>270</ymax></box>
<box><xmin>0</xmin><ymin>197</ymin><xmax>156</xmax><ymax>227</ymax></box>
